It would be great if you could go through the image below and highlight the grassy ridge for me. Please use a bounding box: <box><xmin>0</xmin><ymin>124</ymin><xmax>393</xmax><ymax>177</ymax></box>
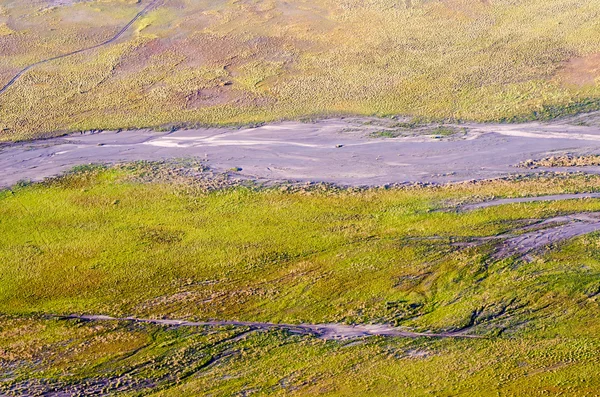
<box><xmin>1</xmin><ymin>168</ymin><xmax>600</xmax><ymax>394</ymax></box>
<box><xmin>2</xmin><ymin>0</ymin><xmax>600</xmax><ymax>140</ymax></box>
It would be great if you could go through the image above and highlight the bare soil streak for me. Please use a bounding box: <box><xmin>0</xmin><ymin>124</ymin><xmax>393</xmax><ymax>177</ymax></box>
<box><xmin>462</xmin><ymin>193</ymin><xmax>600</xmax><ymax>211</ymax></box>
<box><xmin>57</xmin><ymin>315</ymin><xmax>481</xmax><ymax>340</ymax></box>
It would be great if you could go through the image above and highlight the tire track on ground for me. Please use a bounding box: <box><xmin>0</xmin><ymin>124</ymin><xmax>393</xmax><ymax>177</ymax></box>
<box><xmin>0</xmin><ymin>0</ymin><xmax>162</xmax><ymax>96</ymax></box>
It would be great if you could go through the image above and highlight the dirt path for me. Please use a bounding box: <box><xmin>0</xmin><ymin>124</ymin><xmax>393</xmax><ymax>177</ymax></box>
<box><xmin>4</xmin><ymin>118</ymin><xmax>600</xmax><ymax>187</ymax></box>
<box><xmin>462</xmin><ymin>193</ymin><xmax>600</xmax><ymax>211</ymax></box>
<box><xmin>0</xmin><ymin>0</ymin><xmax>162</xmax><ymax>96</ymax></box>
<box><xmin>58</xmin><ymin>314</ymin><xmax>480</xmax><ymax>340</ymax></box>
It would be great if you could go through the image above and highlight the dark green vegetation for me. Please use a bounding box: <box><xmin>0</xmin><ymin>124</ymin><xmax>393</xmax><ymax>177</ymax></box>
<box><xmin>1</xmin><ymin>166</ymin><xmax>600</xmax><ymax>395</ymax></box>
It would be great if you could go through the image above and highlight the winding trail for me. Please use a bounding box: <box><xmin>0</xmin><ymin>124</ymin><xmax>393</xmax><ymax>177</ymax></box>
<box><xmin>0</xmin><ymin>0</ymin><xmax>162</xmax><ymax>96</ymax></box>
<box><xmin>57</xmin><ymin>314</ymin><xmax>481</xmax><ymax>340</ymax></box>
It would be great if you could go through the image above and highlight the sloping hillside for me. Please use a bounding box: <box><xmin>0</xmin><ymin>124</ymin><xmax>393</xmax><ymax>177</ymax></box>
<box><xmin>2</xmin><ymin>0</ymin><xmax>600</xmax><ymax>140</ymax></box>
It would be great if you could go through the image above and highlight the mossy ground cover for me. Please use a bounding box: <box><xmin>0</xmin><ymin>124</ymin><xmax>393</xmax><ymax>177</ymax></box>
<box><xmin>1</xmin><ymin>167</ymin><xmax>600</xmax><ymax>395</ymax></box>
<box><xmin>3</xmin><ymin>0</ymin><xmax>600</xmax><ymax>140</ymax></box>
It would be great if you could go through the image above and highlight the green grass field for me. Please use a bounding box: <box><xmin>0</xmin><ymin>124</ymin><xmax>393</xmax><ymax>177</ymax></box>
<box><xmin>2</xmin><ymin>166</ymin><xmax>600</xmax><ymax>395</ymax></box>
<box><xmin>2</xmin><ymin>0</ymin><xmax>600</xmax><ymax>140</ymax></box>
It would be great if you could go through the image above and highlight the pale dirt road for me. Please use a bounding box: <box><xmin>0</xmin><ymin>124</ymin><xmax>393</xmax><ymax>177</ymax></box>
<box><xmin>4</xmin><ymin>118</ymin><xmax>600</xmax><ymax>188</ymax></box>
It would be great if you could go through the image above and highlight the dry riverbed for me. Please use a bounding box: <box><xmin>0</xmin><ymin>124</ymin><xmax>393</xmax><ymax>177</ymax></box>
<box><xmin>4</xmin><ymin>118</ymin><xmax>600</xmax><ymax>188</ymax></box>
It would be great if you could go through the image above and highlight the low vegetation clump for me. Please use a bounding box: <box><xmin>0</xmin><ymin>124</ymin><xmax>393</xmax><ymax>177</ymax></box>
<box><xmin>369</xmin><ymin>124</ymin><xmax>466</xmax><ymax>139</ymax></box>
<box><xmin>2</xmin><ymin>0</ymin><xmax>600</xmax><ymax>140</ymax></box>
<box><xmin>1</xmin><ymin>166</ymin><xmax>600</xmax><ymax>394</ymax></box>
<box><xmin>519</xmin><ymin>154</ymin><xmax>600</xmax><ymax>168</ymax></box>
